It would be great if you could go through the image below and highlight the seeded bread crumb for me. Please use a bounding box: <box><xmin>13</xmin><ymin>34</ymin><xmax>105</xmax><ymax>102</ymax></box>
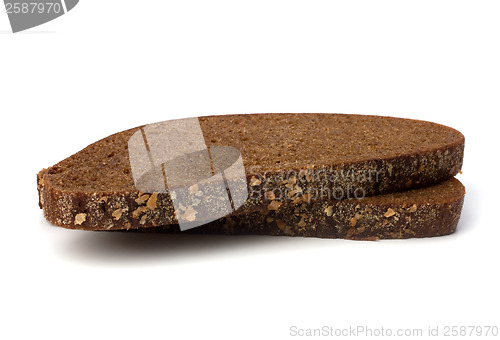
<box><xmin>146</xmin><ymin>178</ymin><xmax>465</xmax><ymax>240</ymax></box>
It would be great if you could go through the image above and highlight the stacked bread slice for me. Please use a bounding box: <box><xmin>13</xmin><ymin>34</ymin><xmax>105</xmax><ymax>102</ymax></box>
<box><xmin>37</xmin><ymin>113</ymin><xmax>465</xmax><ymax>239</ymax></box>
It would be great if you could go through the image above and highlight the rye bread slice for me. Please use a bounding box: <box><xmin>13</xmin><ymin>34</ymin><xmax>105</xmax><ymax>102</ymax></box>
<box><xmin>146</xmin><ymin>178</ymin><xmax>466</xmax><ymax>240</ymax></box>
<box><xmin>37</xmin><ymin>113</ymin><xmax>464</xmax><ymax>230</ymax></box>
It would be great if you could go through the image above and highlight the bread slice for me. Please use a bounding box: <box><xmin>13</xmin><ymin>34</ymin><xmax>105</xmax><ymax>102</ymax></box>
<box><xmin>37</xmin><ymin>113</ymin><xmax>464</xmax><ymax>230</ymax></box>
<box><xmin>146</xmin><ymin>178</ymin><xmax>465</xmax><ymax>240</ymax></box>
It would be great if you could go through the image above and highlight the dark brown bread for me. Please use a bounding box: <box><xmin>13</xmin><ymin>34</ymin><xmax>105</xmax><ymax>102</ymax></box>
<box><xmin>147</xmin><ymin>178</ymin><xmax>465</xmax><ymax>240</ymax></box>
<box><xmin>37</xmin><ymin>113</ymin><xmax>464</xmax><ymax>231</ymax></box>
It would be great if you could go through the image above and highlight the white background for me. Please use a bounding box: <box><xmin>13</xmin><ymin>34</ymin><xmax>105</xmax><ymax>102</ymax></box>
<box><xmin>1</xmin><ymin>1</ymin><xmax>499</xmax><ymax>339</ymax></box>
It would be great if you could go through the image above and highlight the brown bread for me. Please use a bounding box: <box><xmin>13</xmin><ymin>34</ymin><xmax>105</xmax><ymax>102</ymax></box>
<box><xmin>37</xmin><ymin>113</ymin><xmax>464</xmax><ymax>231</ymax></box>
<box><xmin>147</xmin><ymin>178</ymin><xmax>465</xmax><ymax>240</ymax></box>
